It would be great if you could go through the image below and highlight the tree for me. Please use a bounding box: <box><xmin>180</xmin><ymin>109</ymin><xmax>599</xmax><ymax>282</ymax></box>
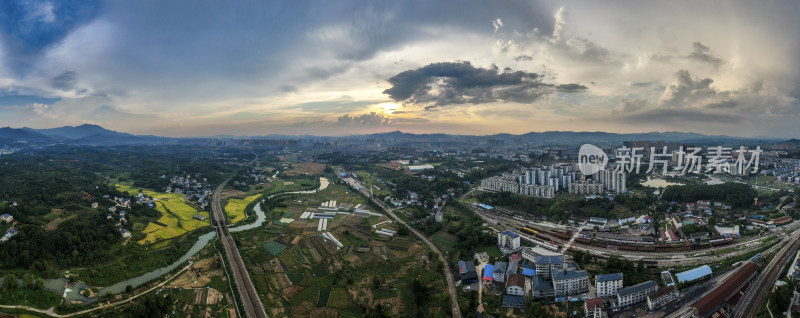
<box><xmin>22</xmin><ymin>273</ymin><xmax>35</xmax><ymax>289</ymax></box>
<box><xmin>573</xmin><ymin>250</ymin><xmax>584</xmax><ymax>264</ymax></box>
<box><xmin>3</xmin><ymin>273</ymin><xmax>17</xmax><ymax>291</ymax></box>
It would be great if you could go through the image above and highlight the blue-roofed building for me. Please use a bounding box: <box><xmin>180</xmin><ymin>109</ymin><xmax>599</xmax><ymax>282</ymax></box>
<box><xmin>483</xmin><ymin>264</ymin><xmax>495</xmax><ymax>281</ymax></box>
<box><xmin>675</xmin><ymin>265</ymin><xmax>712</xmax><ymax>283</ymax></box>
<box><xmin>0</xmin><ymin>214</ymin><xmax>13</xmax><ymax>223</ymax></box>
<box><xmin>532</xmin><ymin>275</ymin><xmax>554</xmax><ymax>299</ymax></box>
<box><xmin>458</xmin><ymin>260</ymin><xmax>479</xmax><ymax>284</ymax></box>
<box><xmin>535</xmin><ymin>255</ymin><xmax>565</xmax><ymax>278</ymax></box>
<box><xmin>502</xmin><ymin>295</ymin><xmax>525</xmax><ymax>308</ymax></box>
<box><xmin>553</xmin><ymin>269</ymin><xmax>589</xmax><ymax>297</ymax></box>
<box><xmin>498</xmin><ymin>230</ymin><xmax>521</xmax><ymax>250</ymax></box>
<box><xmin>493</xmin><ymin>262</ymin><xmax>508</xmax><ymax>282</ymax></box>
<box><xmin>596</xmin><ymin>273</ymin><xmax>624</xmax><ymax>298</ymax></box>
<box><xmin>522</xmin><ymin>268</ymin><xmax>536</xmax><ymax>277</ymax></box>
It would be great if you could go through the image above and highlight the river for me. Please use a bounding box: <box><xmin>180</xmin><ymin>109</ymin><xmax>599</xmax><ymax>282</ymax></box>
<box><xmin>52</xmin><ymin>177</ymin><xmax>329</xmax><ymax>302</ymax></box>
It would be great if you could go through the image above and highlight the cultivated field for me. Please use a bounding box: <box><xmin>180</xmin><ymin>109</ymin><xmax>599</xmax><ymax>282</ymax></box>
<box><xmin>116</xmin><ymin>184</ymin><xmax>210</xmax><ymax>245</ymax></box>
<box><xmin>224</xmin><ymin>194</ymin><xmax>262</xmax><ymax>223</ymax></box>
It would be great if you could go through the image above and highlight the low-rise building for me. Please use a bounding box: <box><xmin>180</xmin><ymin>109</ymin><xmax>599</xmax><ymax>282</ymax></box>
<box><xmin>458</xmin><ymin>260</ymin><xmax>479</xmax><ymax>284</ymax></box>
<box><xmin>647</xmin><ymin>285</ymin><xmax>679</xmax><ymax>311</ymax></box>
<box><xmin>596</xmin><ymin>273</ymin><xmax>624</xmax><ymax>298</ymax></box>
<box><xmin>617</xmin><ymin>280</ymin><xmax>658</xmax><ymax>308</ymax></box>
<box><xmin>493</xmin><ymin>262</ymin><xmax>508</xmax><ymax>283</ymax></box>
<box><xmin>585</xmin><ymin>297</ymin><xmax>608</xmax><ymax>318</ymax></box>
<box><xmin>506</xmin><ymin>274</ymin><xmax>526</xmax><ymax>296</ymax></box>
<box><xmin>535</xmin><ymin>255</ymin><xmax>565</xmax><ymax>279</ymax></box>
<box><xmin>501</xmin><ymin>295</ymin><xmax>526</xmax><ymax>308</ymax></box>
<box><xmin>675</xmin><ymin>265</ymin><xmax>712</xmax><ymax>284</ymax></box>
<box><xmin>553</xmin><ymin>269</ymin><xmax>589</xmax><ymax>297</ymax></box>
<box><xmin>0</xmin><ymin>214</ymin><xmax>13</xmax><ymax>223</ymax></box>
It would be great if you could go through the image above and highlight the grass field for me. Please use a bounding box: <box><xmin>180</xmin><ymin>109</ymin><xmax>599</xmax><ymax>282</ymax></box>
<box><xmin>116</xmin><ymin>184</ymin><xmax>210</xmax><ymax>245</ymax></box>
<box><xmin>431</xmin><ymin>231</ymin><xmax>458</xmax><ymax>250</ymax></box>
<box><xmin>224</xmin><ymin>194</ymin><xmax>261</xmax><ymax>223</ymax></box>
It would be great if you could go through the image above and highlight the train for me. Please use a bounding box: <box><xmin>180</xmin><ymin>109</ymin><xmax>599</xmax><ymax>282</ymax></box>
<box><xmin>537</xmin><ymin>227</ymin><xmax>733</xmax><ymax>252</ymax></box>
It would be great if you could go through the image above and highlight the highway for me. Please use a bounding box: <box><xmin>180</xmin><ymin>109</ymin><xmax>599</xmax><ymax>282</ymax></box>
<box><xmin>730</xmin><ymin>228</ymin><xmax>800</xmax><ymax>318</ymax></box>
<box><xmin>336</xmin><ymin>168</ymin><xmax>463</xmax><ymax>318</ymax></box>
<box><xmin>211</xmin><ymin>157</ymin><xmax>269</xmax><ymax>318</ymax></box>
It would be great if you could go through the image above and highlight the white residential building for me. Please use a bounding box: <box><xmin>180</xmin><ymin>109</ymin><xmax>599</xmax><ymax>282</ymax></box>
<box><xmin>497</xmin><ymin>230</ymin><xmax>521</xmax><ymax>250</ymax></box>
<box><xmin>553</xmin><ymin>269</ymin><xmax>589</xmax><ymax>297</ymax></box>
<box><xmin>595</xmin><ymin>273</ymin><xmax>624</xmax><ymax>298</ymax></box>
<box><xmin>617</xmin><ymin>281</ymin><xmax>657</xmax><ymax>308</ymax></box>
<box><xmin>534</xmin><ymin>255</ymin><xmax>565</xmax><ymax>279</ymax></box>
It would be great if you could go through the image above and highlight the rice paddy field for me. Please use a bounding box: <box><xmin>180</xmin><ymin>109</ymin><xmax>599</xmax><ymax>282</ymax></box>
<box><xmin>115</xmin><ymin>184</ymin><xmax>210</xmax><ymax>245</ymax></box>
<box><xmin>224</xmin><ymin>194</ymin><xmax>262</xmax><ymax>223</ymax></box>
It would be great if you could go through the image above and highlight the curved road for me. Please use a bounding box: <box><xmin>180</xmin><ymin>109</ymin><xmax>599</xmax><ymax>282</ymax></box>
<box><xmin>211</xmin><ymin>156</ymin><xmax>269</xmax><ymax>318</ymax></box>
<box><xmin>335</xmin><ymin>168</ymin><xmax>463</xmax><ymax>318</ymax></box>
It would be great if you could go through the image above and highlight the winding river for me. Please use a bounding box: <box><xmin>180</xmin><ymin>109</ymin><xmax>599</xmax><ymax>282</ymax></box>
<box><xmin>56</xmin><ymin>177</ymin><xmax>329</xmax><ymax>302</ymax></box>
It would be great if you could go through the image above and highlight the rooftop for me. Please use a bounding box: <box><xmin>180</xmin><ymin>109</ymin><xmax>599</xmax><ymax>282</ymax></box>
<box><xmin>535</xmin><ymin>255</ymin><xmax>565</xmax><ymax>265</ymax></box>
<box><xmin>507</xmin><ymin>274</ymin><xmax>525</xmax><ymax>288</ymax></box>
<box><xmin>675</xmin><ymin>265</ymin><xmax>712</xmax><ymax>283</ymax></box>
<box><xmin>533</xmin><ymin>275</ymin><xmax>554</xmax><ymax>291</ymax></box>
<box><xmin>500</xmin><ymin>230</ymin><xmax>519</xmax><ymax>238</ymax></box>
<box><xmin>691</xmin><ymin>262</ymin><xmax>758</xmax><ymax>317</ymax></box>
<box><xmin>494</xmin><ymin>262</ymin><xmax>508</xmax><ymax>273</ymax></box>
<box><xmin>585</xmin><ymin>297</ymin><xmax>604</xmax><ymax>309</ymax></box>
<box><xmin>596</xmin><ymin>273</ymin><xmax>623</xmax><ymax>282</ymax></box>
<box><xmin>553</xmin><ymin>269</ymin><xmax>588</xmax><ymax>281</ymax></box>
<box><xmin>648</xmin><ymin>285</ymin><xmax>677</xmax><ymax>299</ymax></box>
<box><xmin>617</xmin><ymin>280</ymin><xmax>657</xmax><ymax>297</ymax></box>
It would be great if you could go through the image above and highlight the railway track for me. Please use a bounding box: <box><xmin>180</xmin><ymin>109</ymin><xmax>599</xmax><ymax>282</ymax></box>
<box><xmin>211</xmin><ymin>156</ymin><xmax>268</xmax><ymax>318</ymax></box>
<box><xmin>730</xmin><ymin>229</ymin><xmax>800</xmax><ymax>318</ymax></box>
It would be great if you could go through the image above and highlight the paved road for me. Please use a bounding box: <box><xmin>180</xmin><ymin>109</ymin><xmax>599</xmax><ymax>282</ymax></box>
<box><xmin>212</xmin><ymin>156</ymin><xmax>269</xmax><ymax>318</ymax></box>
<box><xmin>730</xmin><ymin>228</ymin><xmax>800</xmax><ymax>318</ymax></box>
<box><xmin>336</xmin><ymin>168</ymin><xmax>463</xmax><ymax>318</ymax></box>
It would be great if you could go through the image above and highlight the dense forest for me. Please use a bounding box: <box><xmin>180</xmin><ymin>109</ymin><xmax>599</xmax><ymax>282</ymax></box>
<box><xmin>476</xmin><ymin>191</ymin><xmax>655</xmax><ymax>221</ymax></box>
<box><xmin>0</xmin><ymin>145</ymin><xmax>242</xmax><ymax>272</ymax></box>
<box><xmin>661</xmin><ymin>183</ymin><xmax>759</xmax><ymax>208</ymax></box>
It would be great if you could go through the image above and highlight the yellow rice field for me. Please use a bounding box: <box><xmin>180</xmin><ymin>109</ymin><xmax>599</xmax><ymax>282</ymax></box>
<box><xmin>224</xmin><ymin>194</ymin><xmax>261</xmax><ymax>223</ymax></box>
<box><xmin>115</xmin><ymin>184</ymin><xmax>210</xmax><ymax>245</ymax></box>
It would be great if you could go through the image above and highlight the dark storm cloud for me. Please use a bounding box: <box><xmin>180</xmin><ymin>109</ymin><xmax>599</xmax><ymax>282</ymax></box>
<box><xmin>705</xmin><ymin>100</ymin><xmax>738</xmax><ymax>109</ymax></box>
<box><xmin>51</xmin><ymin>71</ymin><xmax>78</xmax><ymax>91</ymax></box>
<box><xmin>383</xmin><ymin>61</ymin><xmax>587</xmax><ymax>108</ymax></box>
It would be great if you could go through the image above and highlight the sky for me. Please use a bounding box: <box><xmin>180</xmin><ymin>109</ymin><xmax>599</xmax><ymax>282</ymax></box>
<box><xmin>0</xmin><ymin>0</ymin><xmax>799</xmax><ymax>138</ymax></box>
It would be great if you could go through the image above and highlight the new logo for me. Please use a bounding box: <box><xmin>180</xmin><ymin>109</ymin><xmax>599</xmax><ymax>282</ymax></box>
<box><xmin>578</xmin><ymin>144</ymin><xmax>607</xmax><ymax>175</ymax></box>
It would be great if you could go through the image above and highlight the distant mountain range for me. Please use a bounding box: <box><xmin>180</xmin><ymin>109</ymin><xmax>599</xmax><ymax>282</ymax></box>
<box><xmin>0</xmin><ymin>124</ymin><xmax>788</xmax><ymax>147</ymax></box>
<box><xmin>0</xmin><ymin>124</ymin><xmax>168</xmax><ymax>147</ymax></box>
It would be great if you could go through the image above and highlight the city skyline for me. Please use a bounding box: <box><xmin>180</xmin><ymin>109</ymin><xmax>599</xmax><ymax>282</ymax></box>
<box><xmin>1</xmin><ymin>1</ymin><xmax>799</xmax><ymax>137</ymax></box>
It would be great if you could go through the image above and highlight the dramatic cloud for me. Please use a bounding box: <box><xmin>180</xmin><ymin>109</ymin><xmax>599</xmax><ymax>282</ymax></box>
<box><xmin>337</xmin><ymin>112</ymin><xmax>390</xmax><ymax>125</ymax></box>
<box><xmin>383</xmin><ymin>61</ymin><xmax>587</xmax><ymax>108</ymax></box>
<box><xmin>687</xmin><ymin>42</ymin><xmax>723</xmax><ymax>68</ymax></box>
<box><xmin>658</xmin><ymin>70</ymin><xmax>717</xmax><ymax>106</ymax></box>
<box><xmin>0</xmin><ymin>1</ymin><xmax>798</xmax><ymax>137</ymax></box>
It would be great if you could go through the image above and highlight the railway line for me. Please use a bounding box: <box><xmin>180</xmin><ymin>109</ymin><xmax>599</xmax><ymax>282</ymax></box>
<box><xmin>211</xmin><ymin>157</ymin><xmax>268</xmax><ymax>318</ymax></box>
<box><xmin>730</xmin><ymin>228</ymin><xmax>800</xmax><ymax>318</ymax></box>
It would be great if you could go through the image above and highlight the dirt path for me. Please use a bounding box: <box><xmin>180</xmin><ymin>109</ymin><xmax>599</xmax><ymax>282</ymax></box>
<box><xmin>0</xmin><ymin>265</ymin><xmax>191</xmax><ymax>317</ymax></box>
